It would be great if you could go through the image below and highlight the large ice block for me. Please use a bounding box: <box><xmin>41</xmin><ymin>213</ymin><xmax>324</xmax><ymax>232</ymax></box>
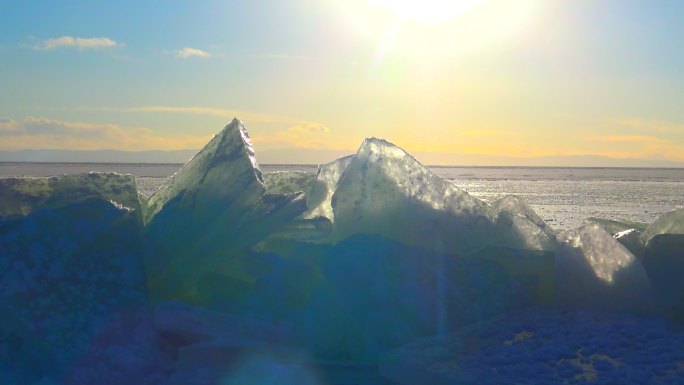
<box><xmin>144</xmin><ymin>118</ymin><xmax>265</xmax><ymax>225</ymax></box>
<box><xmin>555</xmin><ymin>223</ymin><xmax>653</xmax><ymax>312</ymax></box>
<box><xmin>0</xmin><ymin>173</ymin><xmax>141</xmax><ymax>219</ymax></box>
<box><xmin>641</xmin><ymin>208</ymin><xmax>684</xmax><ymax>243</ymax></box>
<box><xmin>144</xmin><ymin>119</ymin><xmax>307</xmax><ymax>302</ymax></box>
<box><xmin>330</xmin><ymin>138</ymin><xmax>553</xmax><ymax>254</ymax></box>
<box><xmin>0</xmin><ymin>199</ymin><xmax>159</xmax><ymax>384</ymax></box>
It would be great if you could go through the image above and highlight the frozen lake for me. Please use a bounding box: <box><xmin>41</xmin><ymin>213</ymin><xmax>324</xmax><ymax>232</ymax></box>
<box><xmin>2</xmin><ymin>162</ymin><xmax>683</xmax><ymax>230</ymax></box>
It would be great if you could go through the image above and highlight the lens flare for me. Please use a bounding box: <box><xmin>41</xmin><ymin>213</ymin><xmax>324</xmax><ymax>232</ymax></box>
<box><xmin>370</xmin><ymin>0</ymin><xmax>484</xmax><ymax>23</ymax></box>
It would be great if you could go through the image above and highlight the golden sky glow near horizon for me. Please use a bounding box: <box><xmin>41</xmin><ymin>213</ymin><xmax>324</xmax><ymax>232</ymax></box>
<box><xmin>1</xmin><ymin>1</ymin><xmax>684</xmax><ymax>165</ymax></box>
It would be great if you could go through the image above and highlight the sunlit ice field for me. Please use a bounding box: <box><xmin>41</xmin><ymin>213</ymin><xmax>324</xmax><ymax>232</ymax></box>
<box><xmin>2</xmin><ymin>0</ymin><xmax>684</xmax><ymax>384</ymax></box>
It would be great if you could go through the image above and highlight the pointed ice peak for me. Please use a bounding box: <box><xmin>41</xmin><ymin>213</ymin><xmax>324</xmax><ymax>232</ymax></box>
<box><xmin>340</xmin><ymin>136</ymin><xmax>477</xmax><ymax>212</ymax></box>
<box><xmin>357</xmin><ymin>137</ymin><xmax>422</xmax><ymax>164</ymax></box>
<box><xmin>144</xmin><ymin>119</ymin><xmax>265</xmax><ymax>224</ymax></box>
<box><xmin>195</xmin><ymin>118</ymin><xmax>261</xmax><ymax>178</ymax></box>
<box><xmin>231</xmin><ymin>118</ymin><xmax>261</xmax><ymax>174</ymax></box>
<box><xmin>331</xmin><ymin>136</ymin><xmax>503</xmax><ymax>253</ymax></box>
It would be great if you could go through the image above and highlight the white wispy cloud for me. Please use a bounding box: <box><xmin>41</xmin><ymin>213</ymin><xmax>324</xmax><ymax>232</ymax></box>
<box><xmin>288</xmin><ymin>123</ymin><xmax>330</xmax><ymax>134</ymax></box>
<box><xmin>615</xmin><ymin>118</ymin><xmax>684</xmax><ymax>134</ymax></box>
<box><xmin>176</xmin><ymin>47</ymin><xmax>210</xmax><ymax>58</ymax></box>
<box><xmin>0</xmin><ymin>116</ymin><xmax>209</xmax><ymax>151</ymax></box>
<box><xmin>0</xmin><ymin>118</ymin><xmax>18</xmax><ymax>132</ymax></box>
<box><xmin>35</xmin><ymin>36</ymin><xmax>121</xmax><ymax>50</ymax></box>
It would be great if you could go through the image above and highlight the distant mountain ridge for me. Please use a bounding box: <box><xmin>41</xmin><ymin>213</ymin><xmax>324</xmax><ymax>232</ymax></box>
<box><xmin>1</xmin><ymin>148</ymin><xmax>683</xmax><ymax>168</ymax></box>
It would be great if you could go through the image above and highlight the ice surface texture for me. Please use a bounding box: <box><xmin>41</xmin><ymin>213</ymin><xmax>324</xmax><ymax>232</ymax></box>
<box><xmin>262</xmin><ymin>171</ymin><xmax>314</xmax><ymax>195</ymax></box>
<box><xmin>0</xmin><ymin>173</ymin><xmax>140</xmax><ymax>219</ymax></box>
<box><xmin>379</xmin><ymin>309</ymin><xmax>684</xmax><ymax>385</ymax></box>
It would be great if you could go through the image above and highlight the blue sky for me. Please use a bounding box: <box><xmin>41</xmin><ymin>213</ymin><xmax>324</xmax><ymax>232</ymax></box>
<box><xmin>1</xmin><ymin>1</ymin><xmax>684</xmax><ymax>164</ymax></box>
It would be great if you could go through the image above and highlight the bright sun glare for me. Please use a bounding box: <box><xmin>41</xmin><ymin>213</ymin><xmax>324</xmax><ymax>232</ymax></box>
<box><xmin>370</xmin><ymin>0</ymin><xmax>485</xmax><ymax>23</ymax></box>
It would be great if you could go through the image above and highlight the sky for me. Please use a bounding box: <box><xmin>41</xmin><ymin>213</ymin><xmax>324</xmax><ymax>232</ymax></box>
<box><xmin>1</xmin><ymin>0</ymin><xmax>684</xmax><ymax>165</ymax></box>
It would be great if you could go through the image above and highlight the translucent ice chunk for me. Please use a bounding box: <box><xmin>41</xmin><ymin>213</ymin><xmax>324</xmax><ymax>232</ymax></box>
<box><xmin>555</xmin><ymin>223</ymin><xmax>652</xmax><ymax>311</ymax></box>
<box><xmin>493</xmin><ymin>196</ymin><xmax>557</xmax><ymax>251</ymax></box>
<box><xmin>641</xmin><ymin>208</ymin><xmax>684</xmax><ymax>243</ymax></box>
<box><xmin>302</xmin><ymin>155</ymin><xmax>353</xmax><ymax>221</ymax></box>
<box><xmin>330</xmin><ymin>138</ymin><xmax>498</xmax><ymax>254</ymax></box>
<box><xmin>330</xmin><ymin>138</ymin><xmax>552</xmax><ymax>254</ymax></box>
<box><xmin>144</xmin><ymin>119</ymin><xmax>306</xmax><ymax>302</ymax></box>
<box><xmin>493</xmin><ymin>195</ymin><xmax>556</xmax><ymax>238</ymax></box>
<box><xmin>144</xmin><ymin>118</ymin><xmax>265</xmax><ymax>225</ymax></box>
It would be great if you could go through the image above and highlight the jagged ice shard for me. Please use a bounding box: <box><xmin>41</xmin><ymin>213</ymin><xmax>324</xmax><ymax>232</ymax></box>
<box><xmin>331</xmin><ymin>138</ymin><xmax>496</xmax><ymax>255</ymax></box>
<box><xmin>144</xmin><ymin>119</ymin><xmax>306</xmax><ymax>303</ymax></box>
<box><xmin>302</xmin><ymin>155</ymin><xmax>353</xmax><ymax>221</ymax></box>
<box><xmin>330</xmin><ymin>138</ymin><xmax>555</xmax><ymax>254</ymax></box>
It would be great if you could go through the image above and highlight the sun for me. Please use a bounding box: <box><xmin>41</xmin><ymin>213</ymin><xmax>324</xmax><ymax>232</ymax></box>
<box><xmin>370</xmin><ymin>0</ymin><xmax>485</xmax><ymax>24</ymax></box>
